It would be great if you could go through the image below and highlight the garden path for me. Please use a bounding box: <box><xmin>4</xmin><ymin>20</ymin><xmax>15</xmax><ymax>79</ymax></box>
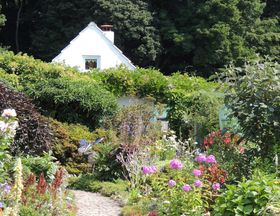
<box><xmin>72</xmin><ymin>190</ymin><xmax>122</xmax><ymax>216</ymax></box>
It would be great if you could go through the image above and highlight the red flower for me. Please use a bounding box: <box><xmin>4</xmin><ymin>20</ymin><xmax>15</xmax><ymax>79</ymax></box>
<box><xmin>204</xmin><ymin>138</ymin><xmax>208</xmax><ymax>146</ymax></box>
<box><xmin>223</xmin><ymin>137</ymin><xmax>231</xmax><ymax>145</ymax></box>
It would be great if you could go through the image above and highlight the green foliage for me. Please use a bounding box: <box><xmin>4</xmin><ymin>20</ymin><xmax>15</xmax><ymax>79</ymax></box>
<box><xmin>151</xmin><ymin>0</ymin><xmax>280</xmax><ymax>75</ymax></box>
<box><xmin>92</xmin><ymin>142</ymin><xmax>123</xmax><ymax>181</ymax></box>
<box><xmin>19</xmin><ymin>206</ymin><xmax>40</xmax><ymax>216</ymax></box>
<box><xmin>92</xmin><ymin>67</ymin><xmax>222</xmax><ymax>140</ymax></box>
<box><xmin>0</xmin><ymin>51</ymin><xmax>118</xmax><ymax>128</ymax></box>
<box><xmin>213</xmin><ymin>172</ymin><xmax>280</xmax><ymax>216</ymax></box>
<box><xmin>0</xmin><ymin>4</ymin><xmax>6</xmax><ymax>30</ymax></box>
<box><xmin>49</xmin><ymin>118</ymin><xmax>95</xmax><ymax>175</ymax></box>
<box><xmin>223</xmin><ymin>59</ymin><xmax>280</xmax><ymax>155</ymax></box>
<box><xmin>21</xmin><ymin>152</ymin><xmax>58</xmax><ymax>182</ymax></box>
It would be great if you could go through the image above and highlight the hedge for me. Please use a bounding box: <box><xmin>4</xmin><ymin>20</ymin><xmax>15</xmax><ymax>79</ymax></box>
<box><xmin>0</xmin><ymin>51</ymin><xmax>118</xmax><ymax>128</ymax></box>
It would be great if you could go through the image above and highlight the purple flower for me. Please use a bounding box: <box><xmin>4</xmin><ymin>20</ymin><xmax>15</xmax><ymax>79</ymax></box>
<box><xmin>170</xmin><ymin>159</ymin><xmax>183</xmax><ymax>169</ymax></box>
<box><xmin>206</xmin><ymin>155</ymin><xmax>217</xmax><ymax>164</ymax></box>
<box><xmin>182</xmin><ymin>184</ymin><xmax>191</xmax><ymax>192</ymax></box>
<box><xmin>150</xmin><ymin>166</ymin><xmax>157</xmax><ymax>173</ymax></box>
<box><xmin>194</xmin><ymin>180</ymin><xmax>202</xmax><ymax>188</ymax></box>
<box><xmin>0</xmin><ymin>202</ymin><xmax>3</xmax><ymax>208</ymax></box>
<box><xmin>142</xmin><ymin>166</ymin><xmax>157</xmax><ymax>175</ymax></box>
<box><xmin>195</xmin><ymin>154</ymin><xmax>207</xmax><ymax>162</ymax></box>
<box><xmin>192</xmin><ymin>169</ymin><xmax>202</xmax><ymax>177</ymax></box>
<box><xmin>212</xmin><ymin>182</ymin><xmax>220</xmax><ymax>191</ymax></box>
<box><xmin>143</xmin><ymin>166</ymin><xmax>151</xmax><ymax>175</ymax></box>
<box><xmin>4</xmin><ymin>184</ymin><xmax>11</xmax><ymax>193</ymax></box>
<box><xmin>168</xmin><ymin>180</ymin><xmax>176</xmax><ymax>187</ymax></box>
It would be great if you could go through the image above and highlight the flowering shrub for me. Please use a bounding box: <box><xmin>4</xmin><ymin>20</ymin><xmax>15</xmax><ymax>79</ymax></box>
<box><xmin>130</xmin><ymin>153</ymin><xmax>226</xmax><ymax>215</ymax></box>
<box><xmin>20</xmin><ymin>168</ymin><xmax>75</xmax><ymax>216</ymax></box>
<box><xmin>0</xmin><ymin>108</ymin><xmax>18</xmax><ymax>181</ymax></box>
<box><xmin>204</xmin><ymin>130</ymin><xmax>253</xmax><ymax>182</ymax></box>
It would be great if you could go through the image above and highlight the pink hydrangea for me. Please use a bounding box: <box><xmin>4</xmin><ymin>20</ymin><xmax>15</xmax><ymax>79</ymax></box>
<box><xmin>195</xmin><ymin>154</ymin><xmax>207</xmax><ymax>162</ymax></box>
<box><xmin>170</xmin><ymin>159</ymin><xmax>183</xmax><ymax>169</ymax></box>
<box><xmin>182</xmin><ymin>184</ymin><xmax>191</xmax><ymax>192</ymax></box>
<box><xmin>168</xmin><ymin>180</ymin><xmax>176</xmax><ymax>187</ymax></box>
<box><xmin>212</xmin><ymin>182</ymin><xmax>220</xmax><ymax>191</ymax></box>
<box><xmin>142</xmin><ymin>166</ymin><xmax>157</xmax><ymax>175</ymax></box>
<box><xmin>194</xmin><ymin>180</ymin><xmax>202</xmax><ymax>188</ymax></box>
<box><xmin>192</xmin><ymin>169</ymin><xmax>202</xmax><ymax>177</ymax></box>
<box><xmin>206</xmin><ymin>155</ymin><xmax>216</xmax><ymax>164</ymax></box>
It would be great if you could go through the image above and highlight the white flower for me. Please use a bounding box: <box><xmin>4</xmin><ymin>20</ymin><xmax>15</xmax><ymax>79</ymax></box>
<box><xmin>1</xmin><ymin>109</ymin><xmax>17</xmax><ymax>118</ymax></box>
<box><xmin>0</xmin><ymin>121</ymin><xmax>7</xmax><ymax>132</ymax></box>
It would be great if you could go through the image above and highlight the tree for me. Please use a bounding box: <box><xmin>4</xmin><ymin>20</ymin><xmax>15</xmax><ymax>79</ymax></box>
<box><xmin>0</xmin><ymin>4</ymin><xmax>6</xmax><ymax>30</ymax></box>
<box><xmin>14</xmin><ymin>0</ymin><xmax>27</xmax><ymax>52</ymax></box>
<box><xmin>151</xmin><ymin>0</ymin><xmax>279</xmax><ymax>76</ymax></box>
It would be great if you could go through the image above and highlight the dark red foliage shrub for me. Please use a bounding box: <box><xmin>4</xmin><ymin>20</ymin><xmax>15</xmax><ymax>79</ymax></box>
<box><xmin>0</xmin><ymin>82</ymin><xmax>52</xmax><ymax>155</ymax></box>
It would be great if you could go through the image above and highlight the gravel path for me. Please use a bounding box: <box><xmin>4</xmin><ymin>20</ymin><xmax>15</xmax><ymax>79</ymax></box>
<box><xmin>72</xmin><ymin>190</ymin><xmax>122</xmax><ymax>216</ymax></box>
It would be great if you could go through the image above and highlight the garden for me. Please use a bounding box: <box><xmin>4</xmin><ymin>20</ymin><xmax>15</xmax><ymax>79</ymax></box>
<box><xmin>0</xmin><ymin>51</ymin><xmax>280</xmax><ymax>216</ymax></box>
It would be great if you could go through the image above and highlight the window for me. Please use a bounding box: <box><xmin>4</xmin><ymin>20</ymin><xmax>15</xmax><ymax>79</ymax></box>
<box><xmin>85</xmin><ymin>59</ymin><xmax>97</xmax><ymax>70</ymax></box>
<box><xmin>83</xmin><ymin>55</ymin><xmax>101</xmax><ymax>70</ymax></box>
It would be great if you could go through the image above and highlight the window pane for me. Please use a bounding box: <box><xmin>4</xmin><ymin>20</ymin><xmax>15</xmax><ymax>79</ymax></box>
<box><xmin>85</xmin><ymin>59</ymin><xmax>97</xmax><ymax>70</ymax></box>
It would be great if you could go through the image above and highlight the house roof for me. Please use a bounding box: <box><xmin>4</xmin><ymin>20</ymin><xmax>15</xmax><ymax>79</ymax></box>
<box><xmin>52</xmin><ymin>22</ymin><xmax>136</xmax><ymax>70</ymax></box>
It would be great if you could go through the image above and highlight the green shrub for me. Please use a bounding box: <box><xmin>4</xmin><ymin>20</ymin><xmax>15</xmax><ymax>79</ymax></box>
<box><xmin>0</xmin><ymin>51</ymin><xmax>118</xmax><ymax>128</ymax></box>
<box><xmin>92</xmin><ymin>142</ymin><xmax>123</xmax><ymax>181</ymax></box>
<box><xmin>168</xmin><ymin>90</ymin><xmax>223</xmax><ymax>140</ymax></box>
<box><xmin>223</xmin><ymin>59</ymin><xmax>280</xmax><ymax>155</ymax></box>
<box><xmin>91</xmin><ymin>67</ymin><xmax>222</xmax><ymax>140</ymax></box>
<box><xmin>49</xmin><ymin>119</ymin><xmax>96</xmax><ymax>175</ymax></box>
<box><xmin>0</xmin><ymin>82</ymin><xmax>52</xmax><ymax>155</ymax></box>
<box><xmin>213</xmin><ymin>172</ymin><xmax>280</xmax><ymax>216</ymax></box>
<box><xmin>21</xmin><ymin>152</ymin><xmax>58</xmax><ymax>182</ymax></box>
<box><xmin>19</xmin><ymin>206</ymin><xmax>40</xmax><ymax>216</ymax></box>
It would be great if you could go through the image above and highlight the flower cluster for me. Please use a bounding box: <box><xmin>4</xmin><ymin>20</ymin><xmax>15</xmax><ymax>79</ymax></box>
<box><xmin>0</xmin><ymin>109</ymin><xmax>18</xmax><ymax>139</ymax></box>
<box><xmin>195</xmin><ymin>154</ymin><xmax>216</xmax><ymax>164</ymax></box>
<box><xmin>143</xmin><ymin>165</ymin><xmax>157</xmax><ymax>175</ymax></box>
<box><xmin>170</xmin><ymin>159</ymin><xmax>183</xmax><ymax>169</ymax></box>
<box><xmin>203</xmin><ymin>130</ymin><xmax>245</xmax><ymax>154</ymax></box>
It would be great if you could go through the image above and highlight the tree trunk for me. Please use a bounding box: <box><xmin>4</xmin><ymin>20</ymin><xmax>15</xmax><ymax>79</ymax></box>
<box><xmin>15</xmin><ymin>2</ymin><xmax>22</xmax><ymax>53</ymax></box>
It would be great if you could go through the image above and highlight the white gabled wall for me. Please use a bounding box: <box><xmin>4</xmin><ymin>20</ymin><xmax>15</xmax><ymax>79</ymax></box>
<box><xmin>52</xmin><ymin>23</ymin><xmax>135</xmax><ymax>71</ymax></box>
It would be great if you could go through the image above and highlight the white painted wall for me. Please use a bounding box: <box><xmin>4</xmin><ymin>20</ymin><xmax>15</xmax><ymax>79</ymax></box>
<box><xmin>52</xmin><ymin>22</ymin><xmax>135</xmax><ymax>71</ymax></box>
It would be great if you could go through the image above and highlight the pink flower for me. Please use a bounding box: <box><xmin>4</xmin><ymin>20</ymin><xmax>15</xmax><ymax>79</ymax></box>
<box><xmin>142</xmin><ymin>166</ymin><xmax>157</xmax><ymax>175</ymax></box>
<box><xmin>192</xmin><ymin>169</ymin><xmax>202</xmax><ymax>177</ymax></box>
<box><xmin>195</xmin><ymin>154</ymin><xmax>207</xmax><ymax>162</ymax></box>
<box><xmin>182</xmin><ymin>184</ymin><xmax>191</xmax><ymax>192</ymax></box>
<box><xmin>168</xmin><ymin>180</ymin><xmax>176</xmax><ymax>187</ymax></box>
<box><xmin>206</xmin><ymin>155</ymin><xmax>216</xmax><ymax>164</ymax></box>
<box><xmin>212</xmin><ymin>182</ymin><xmax>220</xmax><ymax>191</ymax></box>
<box><xmin>170</xmin><ymin>159</ymin><xmax>183</xmax><ymax>169</ymax></box>
<box><xmin>194</xmin><ymin>180</ymin><xmax>202</xmax><ymax>188</ymax></box>
<box><xmin>150</xmin><ymin>166</ymin><xmax>157</xmax><ymax>173</ymax></box>
<box><xmin>143</xmin><ymin>166</ymin><xmax>151</xmax><ymax>175</ymax></box>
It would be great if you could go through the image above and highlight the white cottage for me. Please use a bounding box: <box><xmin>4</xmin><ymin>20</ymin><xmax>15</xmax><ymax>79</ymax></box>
<box><xmin>52</xmin><ymin>22</ymin><xmax>135</xmax><ymax>71</ymax></box>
